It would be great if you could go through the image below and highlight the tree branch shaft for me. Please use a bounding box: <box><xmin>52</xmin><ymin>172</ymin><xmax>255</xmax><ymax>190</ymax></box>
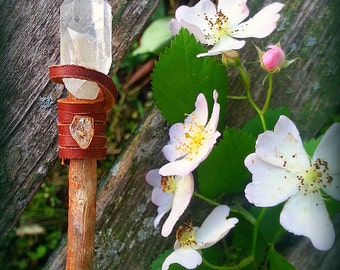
<box><xmin>66</xmin><ymin>159</ymin><xmax>97</xmax><ymax>270</ymax></box>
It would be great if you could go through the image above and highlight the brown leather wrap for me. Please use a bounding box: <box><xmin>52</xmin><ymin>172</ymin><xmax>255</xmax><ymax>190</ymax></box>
<box><xmin>49</xmin><ymin>64</ymin><xmax>117</xmax><ymax>160</ymax></box>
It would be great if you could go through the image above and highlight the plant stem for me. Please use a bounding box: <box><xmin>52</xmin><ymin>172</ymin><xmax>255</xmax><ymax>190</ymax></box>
<box><xmin>193</xmin><ymin>192</ymin><xmax>256</xmax><ymax>225</ymax></box>
<box><xmin>227</xmin><ymin>95</ymin><xmax>247</xmax><ymax>100</ymax></box>
<box><xmin>251</xmin><ymin>208</ymin><xmax>267</xmax><ymax>258</ymax></box>
<box><xmin>194</xmin><ymin>192</ymin><xmax>220</xmax><ymax>206</ymax></box>
<box><xmin>202</xmin><ymin>256</ymin><xmax>253</xmax><ymax>270</ymax></box>
<box><xmin>261</xmin><ymin>73</ymin><xmax>273</xmax><ymax>115</ymax></box>
<box><xmin>230</xmin><ymin>204</ymin><xmax>256</xmax><ymax>225</ymax></box>
<box><xmin>236</xmin><ymin>64</ymin><xmax>267</xmax><ymax>131</ymax></box>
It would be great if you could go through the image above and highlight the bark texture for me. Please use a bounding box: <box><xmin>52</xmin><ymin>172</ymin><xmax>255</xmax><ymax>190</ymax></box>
<box><xmin>0</xmin><ymin>0</ymin><xmax>339</xmax><ymax>269</ymax></box>
<box><xmin>0</xmin><ymin>0</ymin><xmax>161</xmax><ymax>244</ymax></box>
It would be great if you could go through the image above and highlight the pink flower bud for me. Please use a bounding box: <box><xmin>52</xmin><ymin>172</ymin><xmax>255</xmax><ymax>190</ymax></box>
<box><xmin>261</xmin><ymin>45</ymin><xmax>285</xmax><ymax>72</ymax></box>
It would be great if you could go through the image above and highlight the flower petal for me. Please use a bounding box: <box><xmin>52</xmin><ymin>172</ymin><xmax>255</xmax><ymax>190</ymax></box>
<box><xmin>145</xmin><ymin>169</ymin><xmax>162</xmax><ymax>187</ymax></box>
<box><xmin>195</xmin><ymin>205</ymin><xmax>238</xmax><ymax>249</ymax></box>
<box><xmin>160</xmin><ymin>134</ymin><xmax>219</xmax><ymax>176</ymax></box>
<box><xmin>313</xmin><ymin>123</ymin><xmax>340</xmax><ymax>175</ymax></box>
<box><xmin>203</xmin><ymin>90</ymin><xmax>220</xmax><ymax>132</ymax></box>
<box><xmin>178</xmin><ymin>19</ymin><xmax>208</xmax><ymax>45</ymax></box>
<box><xmin>161</xmin><ymin>247</ymin><xmax>202</xmax><ymax>270</ymax></box>
<box><xmin>151</xmin><ymin>185</ymin><xmax>173</xmax><ymax>207</ymax></box>
<box><xmin>197</xmin><ymin>36</ymin><xmax>245</xmax><ymax>57</ymax></box>
<box><xmin>244</xmin><ymin>153</ymin><xmax>299</xmax><ymax>207</ymax></box>
<box><xmin>255</xmin><ymin>115</ymin><xmax>310</xmax><ymax>172</ymax></box>
<box><xmin>174</xmin><ymin>0</ymin><xmax>216</xmax><ymax>44</ymax></box>
<box><xmin>169</xmin><ymin>18</ymin><xmax>181</xmax><ymax>36</ymax></box>
<box><xmin>231</xmin><ymin>3</ymin><xmax>284</xmax><ymax>38</ymax></box>
<box><xmin>280</xmin><ymin>192</ymin><xmax>335</xmax><ymax>251</ymax></box>
<box><xmin>185</xmin><ymin>93</ymin><xmax>208</xmax><ymax>127</ymax></box>
<box><xmin>218</xmin><ymin>0</ymin><xmax>249</xmax><ymax>26</ymax></box>
<box><xmin>145</xmin><ymin>169</ymin><xmax>173</xmax><ymax>206</ymax></box>
<box><xmin>162</xmin><ymin>144</ymin><xmax>181</xmax><ymax>162</ymax></box>
<box><xmin>159</xmin><ymin>159</ymin><xmax>192</xmax><ymax>176</ymax></box>
<box><xmin>162</xmin><ymin>174</ymin><xmax>195</xmax><ymax>237</ymax></box>
<box><xmin>154</xmin><ymin>203</ymin><xmax>172</xmax><ymax>228</ymax></box>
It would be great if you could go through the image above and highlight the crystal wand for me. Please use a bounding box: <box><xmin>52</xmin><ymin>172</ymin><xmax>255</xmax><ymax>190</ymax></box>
<box><xmin>48</xmin><ymin>1</ymin><xmax>116</xmax><ymax>269</ymax></box>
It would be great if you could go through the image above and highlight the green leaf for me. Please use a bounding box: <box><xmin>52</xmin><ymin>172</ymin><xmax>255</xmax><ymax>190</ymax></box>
<box><xmin>132</xmin><ymin>17</ymin><xmax>172</xmax><ymax>56</ymax></box>
<box><xmin>27</xmin><ymin>245</ymin><xmax>47</xmax><ymax>260</ymax></box>
<box><xmin>152</xmin><ymin>29</ymin><xmax>228</xmax><ymax>126</ymax></box>
<box><xmin>268</xmin><ymin>248</ymin><xmax>296</xmax><ymax>270</ymax></box>
<box><xmin>242</xmin><ymin>107</ymin><xmax>291</xmax><ymax>136</ymax></box>
<box><xmin>325</xmin><ymin>196</ymin><xmax>340</xmax><ymax>217</ymax></box>
<box><xmin>197</xmin><ymin>128</ymin><xmax>255</xmax><ymax>198</ymax></box>
<box><xmin>251</xmin><ymin>205</ymin><xmax>285</xmax><ymax>245</ymax></box>
<box><xmin>303</xmin><ymin>135</ymin><xmax>322</xmax><ymax>158</ymax></box>
<box><xmin>231</xmin><ymin>218</ymin><xmax>267</xmax><ymax>267</ymax></box>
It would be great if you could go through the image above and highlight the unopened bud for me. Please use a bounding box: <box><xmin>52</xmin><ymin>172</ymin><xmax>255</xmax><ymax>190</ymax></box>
<box><xmin>261</xmin><ymin>45</ymin><xmax>285</xmax><ymax>72</ymax></box>
<box><xmin>222</xmin><ymin>50</ymin><xmax>240</xmax><ymax>67</ymax></box>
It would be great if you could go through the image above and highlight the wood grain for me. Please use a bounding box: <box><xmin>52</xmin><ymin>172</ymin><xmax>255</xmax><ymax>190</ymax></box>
<box><xmin>0</xmin><ymin>0</ymin><xmax>161</xmax><ymax>244</ymax></box>
<box><xmin>0</xmin><ymin>0</ymin><xmax>339</xmax><ymax>269</ymax></box>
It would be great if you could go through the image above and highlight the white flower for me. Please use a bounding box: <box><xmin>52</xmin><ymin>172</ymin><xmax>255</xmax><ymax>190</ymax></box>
<box><xmin>146</xmin><ymin>169</ymin><xmax>194</xmax><ymax>237</ymax></box>
<box><xmin>159</xmin><ymin>90</ymin><xmax>220</xmax><ymax>176</ymax></box>
<box><xmin>170</xmin><ymin>0</ymin><xmax>284</xmax><ymax>57</ymax></box>
<box><xmin>162</xmin><ymin>205</ymin><xmax>239</xmax><ymax>270</ymax></box>
<box><xmin>244</xmin><ymin>115</ymin><xmax>340</xmax><ymax>251</ymax></box>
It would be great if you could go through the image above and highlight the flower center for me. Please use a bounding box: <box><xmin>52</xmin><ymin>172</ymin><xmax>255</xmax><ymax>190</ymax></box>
<box><xmin>203</xmin><ymin>11</ymin><xmax>230</xmax><ymax>45</ymax></box>
<box><xmin>184</xmin><ymin>128</ymin><xmax>205</xmax><ymax>157</ymax></box>
<box><xmin>161</xmin><ymin>176</ymin><xmax>177</xmax><ymax>193</ymax></box>
<box><xmin>297</xmin><ymin>158</ymin><xmax>333</xmax><ymax>195</ymax></box>
<box><xmin>174</xmin><ymin>113</ymin><xmax>208</xmax><ymax>159</ymax></box>
<box><xmin>176</xmin><ymin>221</ymin><xmax>197</xmax><ymax>247</ymax></box>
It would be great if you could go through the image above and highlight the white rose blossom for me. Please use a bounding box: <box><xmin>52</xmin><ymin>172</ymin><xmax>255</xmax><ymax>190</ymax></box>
<box><xmin>146</xmin><ymin>169</ymin><xmax>194</xmax><ymax>237</ymax></box>
<box><xmin>170</xmin><ymin>0</ymin><xmax>284</xmax><ymax>57</ymax></box>
<box><xmin>159</xmin><ymin>90</ymin><xmax>220</xmax><ymax>176</ymax></box>
<box><xmin>244</xmin><ymin>115</ymin><xmax>340</xmax><ymax>251</ymax></box>
<box><xmin>162</xmin><ymin>205</ymin><xmax>239</xmax><ymax>270</ymax></box>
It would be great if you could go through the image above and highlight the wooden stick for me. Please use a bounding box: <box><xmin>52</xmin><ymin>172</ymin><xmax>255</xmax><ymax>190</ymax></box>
<box><xmin>66</xmin><ymin>158</ymin><xmax>97</xmax><ymax>270</ymax></box>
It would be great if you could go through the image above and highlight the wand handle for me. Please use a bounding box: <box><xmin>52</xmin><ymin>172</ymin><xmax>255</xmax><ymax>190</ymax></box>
<box><xmin>67</xmin><ymin>159</ymin><xmax>97</xmax><ymax>270</ymax></box>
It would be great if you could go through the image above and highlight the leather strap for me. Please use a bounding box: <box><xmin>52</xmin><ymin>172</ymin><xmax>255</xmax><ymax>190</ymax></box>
<box><xmin>49</xmin><ymin>64</ymin><xmax>118</xmax><ymax>112</ymax></box>
<box><xmin>49</xmin><ymin>64</ymin><xmax>117</xmax><ymax>160</ymax></box>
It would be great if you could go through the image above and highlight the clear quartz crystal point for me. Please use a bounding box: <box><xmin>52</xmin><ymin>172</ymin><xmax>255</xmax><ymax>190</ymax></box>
<box><xmin>60</xmin><ymin>0</ymin><xmax>112</xmax><ymax>100</ymax></box>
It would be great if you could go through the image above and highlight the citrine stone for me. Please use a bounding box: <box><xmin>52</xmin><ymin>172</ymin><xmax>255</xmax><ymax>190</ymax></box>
<box><xmin>60</xmin><ymin>0</ymin><xmax>112</xmax><ymax>100</ymax></box>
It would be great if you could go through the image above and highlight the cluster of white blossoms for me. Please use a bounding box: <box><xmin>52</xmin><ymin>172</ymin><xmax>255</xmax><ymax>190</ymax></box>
<box><xmin>146</xmin><ymin>90</ymin><xmax>222</xmax><ymax>236</ymax></box>
<box><xmin>146</xmin><ymin>90</ymin><xmax>240</xmax><ymax>269</ymax></box>
<box><xmin>145</xmin><ymin>0</ymin><xmax>339</xmax><ymax>269</ymax></box>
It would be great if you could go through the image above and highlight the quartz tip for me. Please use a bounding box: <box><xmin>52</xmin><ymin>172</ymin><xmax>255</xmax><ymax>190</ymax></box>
<box><xmin>60</xmin><ymin>0</ymin><xmax>112</xmax><ymax>100</ymax></box>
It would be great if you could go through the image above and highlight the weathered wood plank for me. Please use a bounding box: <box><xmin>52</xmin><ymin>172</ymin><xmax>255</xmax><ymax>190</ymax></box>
<box><xmin>45</xmin><ymin>0</ymin><xmax>340</xmax><ymax>269</ymax></box>
<box><xmin>0</xmin><ymin>0</ymin><xmax>161</xmax><ymax>245</ymax></box>
<box><xmin>1</xmin><ymin>0</ymin><xmax>340</xmax><ymax>269</ymax></box>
